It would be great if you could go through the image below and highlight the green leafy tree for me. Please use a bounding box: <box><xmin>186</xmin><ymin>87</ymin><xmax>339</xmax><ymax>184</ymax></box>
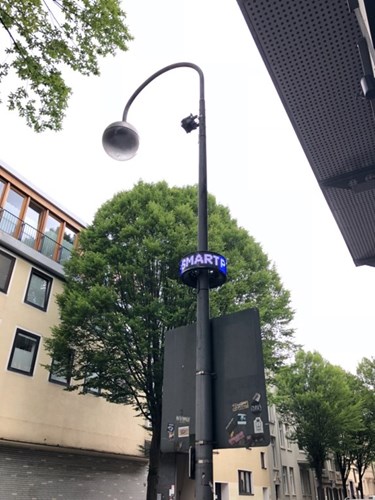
<box><xmin>45</xmin><ymin>181</ymin><xmax>295</xmax><ymax>500</ymax></box>
<box><xmin>332</xmin><ymin>372</ymin><xmax>365</xmax><ymax>498</ymax></box>
<box><xmin>0</xmin><ymin>0</ymin><xmax>132</xmax><ymax>131</ymax></box>
<box><xmin>350</xmin><ymin>362</ymin><xmax>375</xmax><ymax>498</ymax></box>
<box><xmin>357</xmin><ymin>356</ymin><xmax>375</xmax><ymax>391</ymax></box>
<box><xmin>274</xmin><ymin>351</ymin><xmax>361</xmax><ymax>500</ymax></box>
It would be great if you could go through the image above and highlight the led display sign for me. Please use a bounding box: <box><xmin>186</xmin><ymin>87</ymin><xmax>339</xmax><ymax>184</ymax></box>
<box><xmin>179</xmin><ymin>251</ymin><xmax>227</xmax><ymax>288</ymax></box>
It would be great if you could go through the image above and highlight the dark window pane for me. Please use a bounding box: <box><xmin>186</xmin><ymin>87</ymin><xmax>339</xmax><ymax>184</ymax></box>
<box><xmin>84</xmin><ymin>372</ymin><xmax>101</xmax><ymax>395</ymax></box>
<box><xmin>49</xmin><ymin>357</ymin><xmax>71</xmax><ymax>386</ymax></box>
<box><xmin>8</xmin><ymin>330</ymin><xmax>40</xmax><ymax>375</ymax></box>
<box><xmin>0</xmin><ymin>178</ymin><xmax>5</xmax><ymax>199</ymax></box>
<box><xmin>0</xmin><ymin>188</ymin><xmax>24</xmax><ymax>234</ymax></box>
<box><xmin>40</xmin><ymin>214</ymin><xmax>60</xmax><ymax>259</ymax></box>
<box><xmin>4</xmin><ymin>188</ymin><xmax>24</xmax><ymax>217</ymax></box>
<box><xmin>25</xmin><ymin>269</ymin><xmax>52</xmax><ymax>310</ymax></box>
<box><xmin>238</xmin><ymin>470</ymin><xmax>252</xmax><ymax>495</ymax></box>
<box><xmin>21</xmin><ymin>202</ymin><xmax>43</xmax><ymax>248</ymax></box>
<box><xmin>60</xmin><ymin>226</ymin><xmax>77</xmax><ymax>263</ymax></box>
<box><xmin>0</xmin><ymin>251</ymin><xmax>15</xmax><ymax>293</ymax></box>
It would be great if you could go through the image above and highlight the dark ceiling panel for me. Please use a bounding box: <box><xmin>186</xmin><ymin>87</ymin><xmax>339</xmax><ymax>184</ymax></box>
<box><xmin>236</xmin><ymin>0</ymin><xmax>375</xmax><ymax>266</ymax></box>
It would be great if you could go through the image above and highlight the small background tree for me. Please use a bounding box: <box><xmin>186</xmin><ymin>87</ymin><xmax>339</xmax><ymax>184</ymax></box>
<box><xmin>274</xmin><ymin>350</ymin><xmax>361</xmax><ymax>500</ymax></box>
<box><xmin>352</xmin><ymin>358</ymin><xmax>375</xmax><ymax>498</ymax></box>
<box><xmin>46</xmin><ymin>181</ymin><xmax>296</xmax><ymax>499</ymax></box>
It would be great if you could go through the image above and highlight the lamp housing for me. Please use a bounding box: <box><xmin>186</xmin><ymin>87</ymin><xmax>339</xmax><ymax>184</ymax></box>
<box><xmin>102</xmin><ymin>121</ymin><xmax>139</xmax><ymax>161</ymax></box>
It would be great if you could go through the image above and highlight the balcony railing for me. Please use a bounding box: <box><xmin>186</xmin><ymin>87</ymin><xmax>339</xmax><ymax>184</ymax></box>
<box><xmin>0</xmin><ymin>208</ymin><xmax>72</xmax><ymax>264</ymax></box>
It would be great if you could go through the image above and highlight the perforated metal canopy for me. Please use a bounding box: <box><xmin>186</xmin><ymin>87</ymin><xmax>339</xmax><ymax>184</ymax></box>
<box><xmin>236</xmin><ymin>0</ymin><xmax>375</xmax><ymax>266</ymax></box>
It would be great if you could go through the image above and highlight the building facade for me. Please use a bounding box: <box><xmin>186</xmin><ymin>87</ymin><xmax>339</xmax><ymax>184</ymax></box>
<box><xmin>0</xmin><ymin>162</ymin><xmax>148</xmax><ymax>497</ymax></box>
<box><xmin>212</xmin><ymin>404</ymin><xmax>375</xmax><ymax>500</ymax></box>
<box><xmin>213</xmin><ymin>447</ymin><xmax>271</xmax><ymax>500</ymax></box>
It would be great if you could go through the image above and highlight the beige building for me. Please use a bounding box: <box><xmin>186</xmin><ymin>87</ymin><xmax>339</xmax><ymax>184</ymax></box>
<box><xmin>0</xmin><ymin>162</ymin><xmax>147</xmax><ymax>461</ymax></box>
<box><xmin>213</xmin><ymin>447</ymin><xmax>271</xmax><ymax>499</ymax></box>
<box><xmin>347</xmin><ymin>462</ymin><xmax>375</xmax><ymax>499</ymax></box>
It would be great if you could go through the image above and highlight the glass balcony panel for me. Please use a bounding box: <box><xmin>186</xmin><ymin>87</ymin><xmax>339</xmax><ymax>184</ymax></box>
<box><xmin>59</xmin><ymin>246</ymin><xmax>72</xmax><ymax>264</ymax></box>
<box><xmin>0</xmin><ymin>209</ymin><xmax>19</xmax><ymax>235</ymax></box>
<box><xmin>40</xmin><ymin>234</ymin><xmax>57</xmax><ymax>259</ymax></box>
<box><xmin>20</xmin><ymin>222</ymin><xmax>38</xmax><ymax>248</ymax></box>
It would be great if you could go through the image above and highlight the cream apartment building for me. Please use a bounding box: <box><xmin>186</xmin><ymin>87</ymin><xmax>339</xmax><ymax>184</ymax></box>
<box><xmin>0</xmin><ymin>162</ymin><xmax>148</xmax><ymax>497</ymax></box>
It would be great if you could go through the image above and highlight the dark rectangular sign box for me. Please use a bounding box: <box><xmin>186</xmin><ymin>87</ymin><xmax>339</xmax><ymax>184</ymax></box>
<box><xmin>161</xmin><ymin>308</ymin><xmax>270</xmax><ymax>453</ymax></box>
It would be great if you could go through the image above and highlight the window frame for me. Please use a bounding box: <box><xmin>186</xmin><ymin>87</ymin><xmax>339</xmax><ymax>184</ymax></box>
<box><xmin>279</xmin><ymin>422</ymin><xmax>286</xmax><ymax>448</ymax></box>
<box><xmin>24</xmin><ymin>268</ymin><xmax>52</xmax><ymax>311</ymax></box>
<box><xmin>0</xmin><ymin>250</ymin><xmax>15</xmax><ymax>293</ymax></box>
<box><xmin>300</xmin><ymin>467</ymin><xmax>312</xmax><ymax>495</ymax></box>
<box><xmin>49</xmin><ymin>355</ymin><xmax>72</xmax><ymax>386</ymax></box>
<box><xmin>271</xmin><ymin>436</ymin><xmax>278</xmax><ymax>467</ymax></box>
<box><xmin>238</xmin><ymin>470</ymin><xmax>253</xmax><ymax>496</ymax></box>
<box><xmin>1</xmin><ymin>186</ymin><xmax>25</xmax><ymax>238</ymax></box>
<box><xmin>84</xmin><ymin>372</ymin><xmax>101</xmax><ymax>396</ymax></box>
<box><xmin>285</xmin><ymin>423</ymin><xmax>292</xmax><ymax>450</ymax></box>
<box><xmin>7</xmin><ymin>329</ymin><xmax>40</xmax><ymax>376</ymax></box>
<box><xmin>282</xmin><ymin>465</ymin><xmax>289</xmax><ymax>495</ymax></box>
<box><xmin>289</xmin><ymin>467</ymin><xmax>296</xmax><ymax>495</ymax></box>
<box><xmin>260</xmin><ymin>451</ymin><xmax>267</xmax><ymax>469</ymax></box>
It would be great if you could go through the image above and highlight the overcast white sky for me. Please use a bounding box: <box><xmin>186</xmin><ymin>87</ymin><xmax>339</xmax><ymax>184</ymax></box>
<box><xmin>0</xmin><ymin>0</ymin><xmax>373</xmax><ymax>374</ymax></box>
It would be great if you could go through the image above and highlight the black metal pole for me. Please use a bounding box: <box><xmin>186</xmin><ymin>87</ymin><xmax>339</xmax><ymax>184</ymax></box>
<box><xmin>121</xmin><ymin>63</ymin><xmax>213</xmax><ymax>500</ymax></box>
<box><xmin>195</xmin><ymin>74</ymin><xmax>213</xmax><ymax>500</ymax></box>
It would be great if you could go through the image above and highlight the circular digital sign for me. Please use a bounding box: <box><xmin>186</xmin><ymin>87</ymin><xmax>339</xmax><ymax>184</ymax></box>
<box><xmin>179</xmin><ymin>251</ymin><xmax>227</xmax><ymax>288</ymax></box>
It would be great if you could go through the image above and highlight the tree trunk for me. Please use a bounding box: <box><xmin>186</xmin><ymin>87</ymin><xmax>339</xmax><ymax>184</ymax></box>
<box><xmin>358</xmin><ymin>475</ymin><xmax>364</xmax><ymax>499</ymax></box>
<box><xmin>147</xmin><ymin>423</ymin><xmax>161</xmax><ymax>500</ymax></box>
<box><xmin>341</xmin><ymin>479</ymin><xmax>348</xmax><ymax>499</ymax></box>
<box><xmin>315</xmin><ymin>468</ymin><xmax>325</xmax><ymax>500</ymax></box>
<box><xmin>357</xmin><ymin>459</ymin><xmax>366</xmax><ymax>499</ymax></box>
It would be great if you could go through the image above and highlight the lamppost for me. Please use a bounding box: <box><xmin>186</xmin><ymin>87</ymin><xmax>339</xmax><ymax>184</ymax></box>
<box><xmin>102</xmin><ymin>62</ymin><xmax>227</xmax><ymax>500</ymax></box>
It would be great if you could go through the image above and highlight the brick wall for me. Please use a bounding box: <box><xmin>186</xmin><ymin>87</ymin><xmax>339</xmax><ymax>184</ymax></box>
<box><xmin>0</xmin><ymin>443</ymin><xmax>148</xmax><ymax>500</ymax></box>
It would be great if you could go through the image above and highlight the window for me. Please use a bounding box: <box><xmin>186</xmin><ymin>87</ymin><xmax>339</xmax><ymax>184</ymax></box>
<box><xmin>49</xmin><ymin>355</ymin><xmax>72</xmax><ymax>386</ymax></box>
<box><xmin>25</xmin><ymin>268</ymin><xmax>52</xmax><ymax>310</ymax></box>
<box><xmin>60</xmin><ymin>225</ymin><xmax>77</xmax><ymax>263</ymax></box>
<box><xmin>84</xmin><ymin>372</ymin><xmax>101</xmax><ymax>395</ymax></box>
<box><xmin>0</xmin><ymin>187</ymin><xmax>25</xmax><ymax>235</ymax></box>
<box><xmin>285</xmin><ymin>423</ymin><xmax>292</xmax><ymax>450</ymax></box>
<box><xmin>279</xmin><ymin>422</ymin><xmax>286</xmax><ymax>448</ymax></box>
<box><xmin>352</xmin><ymin>468</ymin><xmax>357</xmax><ymax>483</ymax></box>
<box><xmin>260</xmin><ymin>451</ymin><xmax>267</xmax><ymax>469</ymax></box>
<box><xmin>40</xmin><ymin>214</ymin><xmax>60</xmax><ymax>259</ymax></box>
<box><xmin>289</xmin><ymin>467</ymin><xmax>296</xmax><ymax>495</ymax></box>
<box><xmin>0</xmin><ymin>178</ymin><xmax>5</xmax><ymax>199</ymax></box>
<box><xmin>8</xmin><ymin>330</ymin><xmax>40</xmax><ymax>375</ymax></box>
<box><xmin>0</xmin><ymin>250</ymin><xmax>15</xmax><ymax>293</ymax></box>
<box><xmin>238</xmin><ymin>470</ymin><xmax>253</xmax><ymax>495</ymax></box>
<box><xmin>300</xmin><ymin>467</ymin><xmax>311</xmax><ymax>495</ymax></box>
<box><xmin>21</xmin><ymin>201</ymin><xmax>43</xmax><ymax>248</ymax></box>
<box><xmin>268</xmin><ymin>405</ymin><xmax>276</xmax><ymax>423</ymax></box>
<box><xmin>282</xmin><ymin>466</ymin><xmax>289</xmax><ymax>495</ymax></box>
<box><xmin>271</xmin><ymin>436</ymin><xmax>278</xmax><ymax>467</ymax></box>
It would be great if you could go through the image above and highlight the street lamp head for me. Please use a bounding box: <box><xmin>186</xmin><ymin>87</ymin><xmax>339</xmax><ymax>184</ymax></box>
<box><xmin>102</xmin><ymin>121</ymin><xmax>139</xmax><ymax>161</ymax></box>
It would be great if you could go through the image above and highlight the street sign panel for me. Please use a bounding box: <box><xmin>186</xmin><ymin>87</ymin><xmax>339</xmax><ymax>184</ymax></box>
<box><xmin>161</xmin><ymin>308</ymin><xmax>270</xmax><ymax>452</ymax></box>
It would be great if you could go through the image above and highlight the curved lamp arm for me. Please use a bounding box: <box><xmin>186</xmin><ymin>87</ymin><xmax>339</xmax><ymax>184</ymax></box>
<box><xmin>122</xmin><ymin>62</ymin><xmax>205</xmax><ymax>122</ymax></box>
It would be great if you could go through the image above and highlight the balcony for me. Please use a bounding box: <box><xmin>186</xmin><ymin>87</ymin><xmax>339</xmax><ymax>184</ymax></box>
<box><xmin>0</xmin><ymin>208</ymin><xmax>72</xmax><ymax>264</ymax></box>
